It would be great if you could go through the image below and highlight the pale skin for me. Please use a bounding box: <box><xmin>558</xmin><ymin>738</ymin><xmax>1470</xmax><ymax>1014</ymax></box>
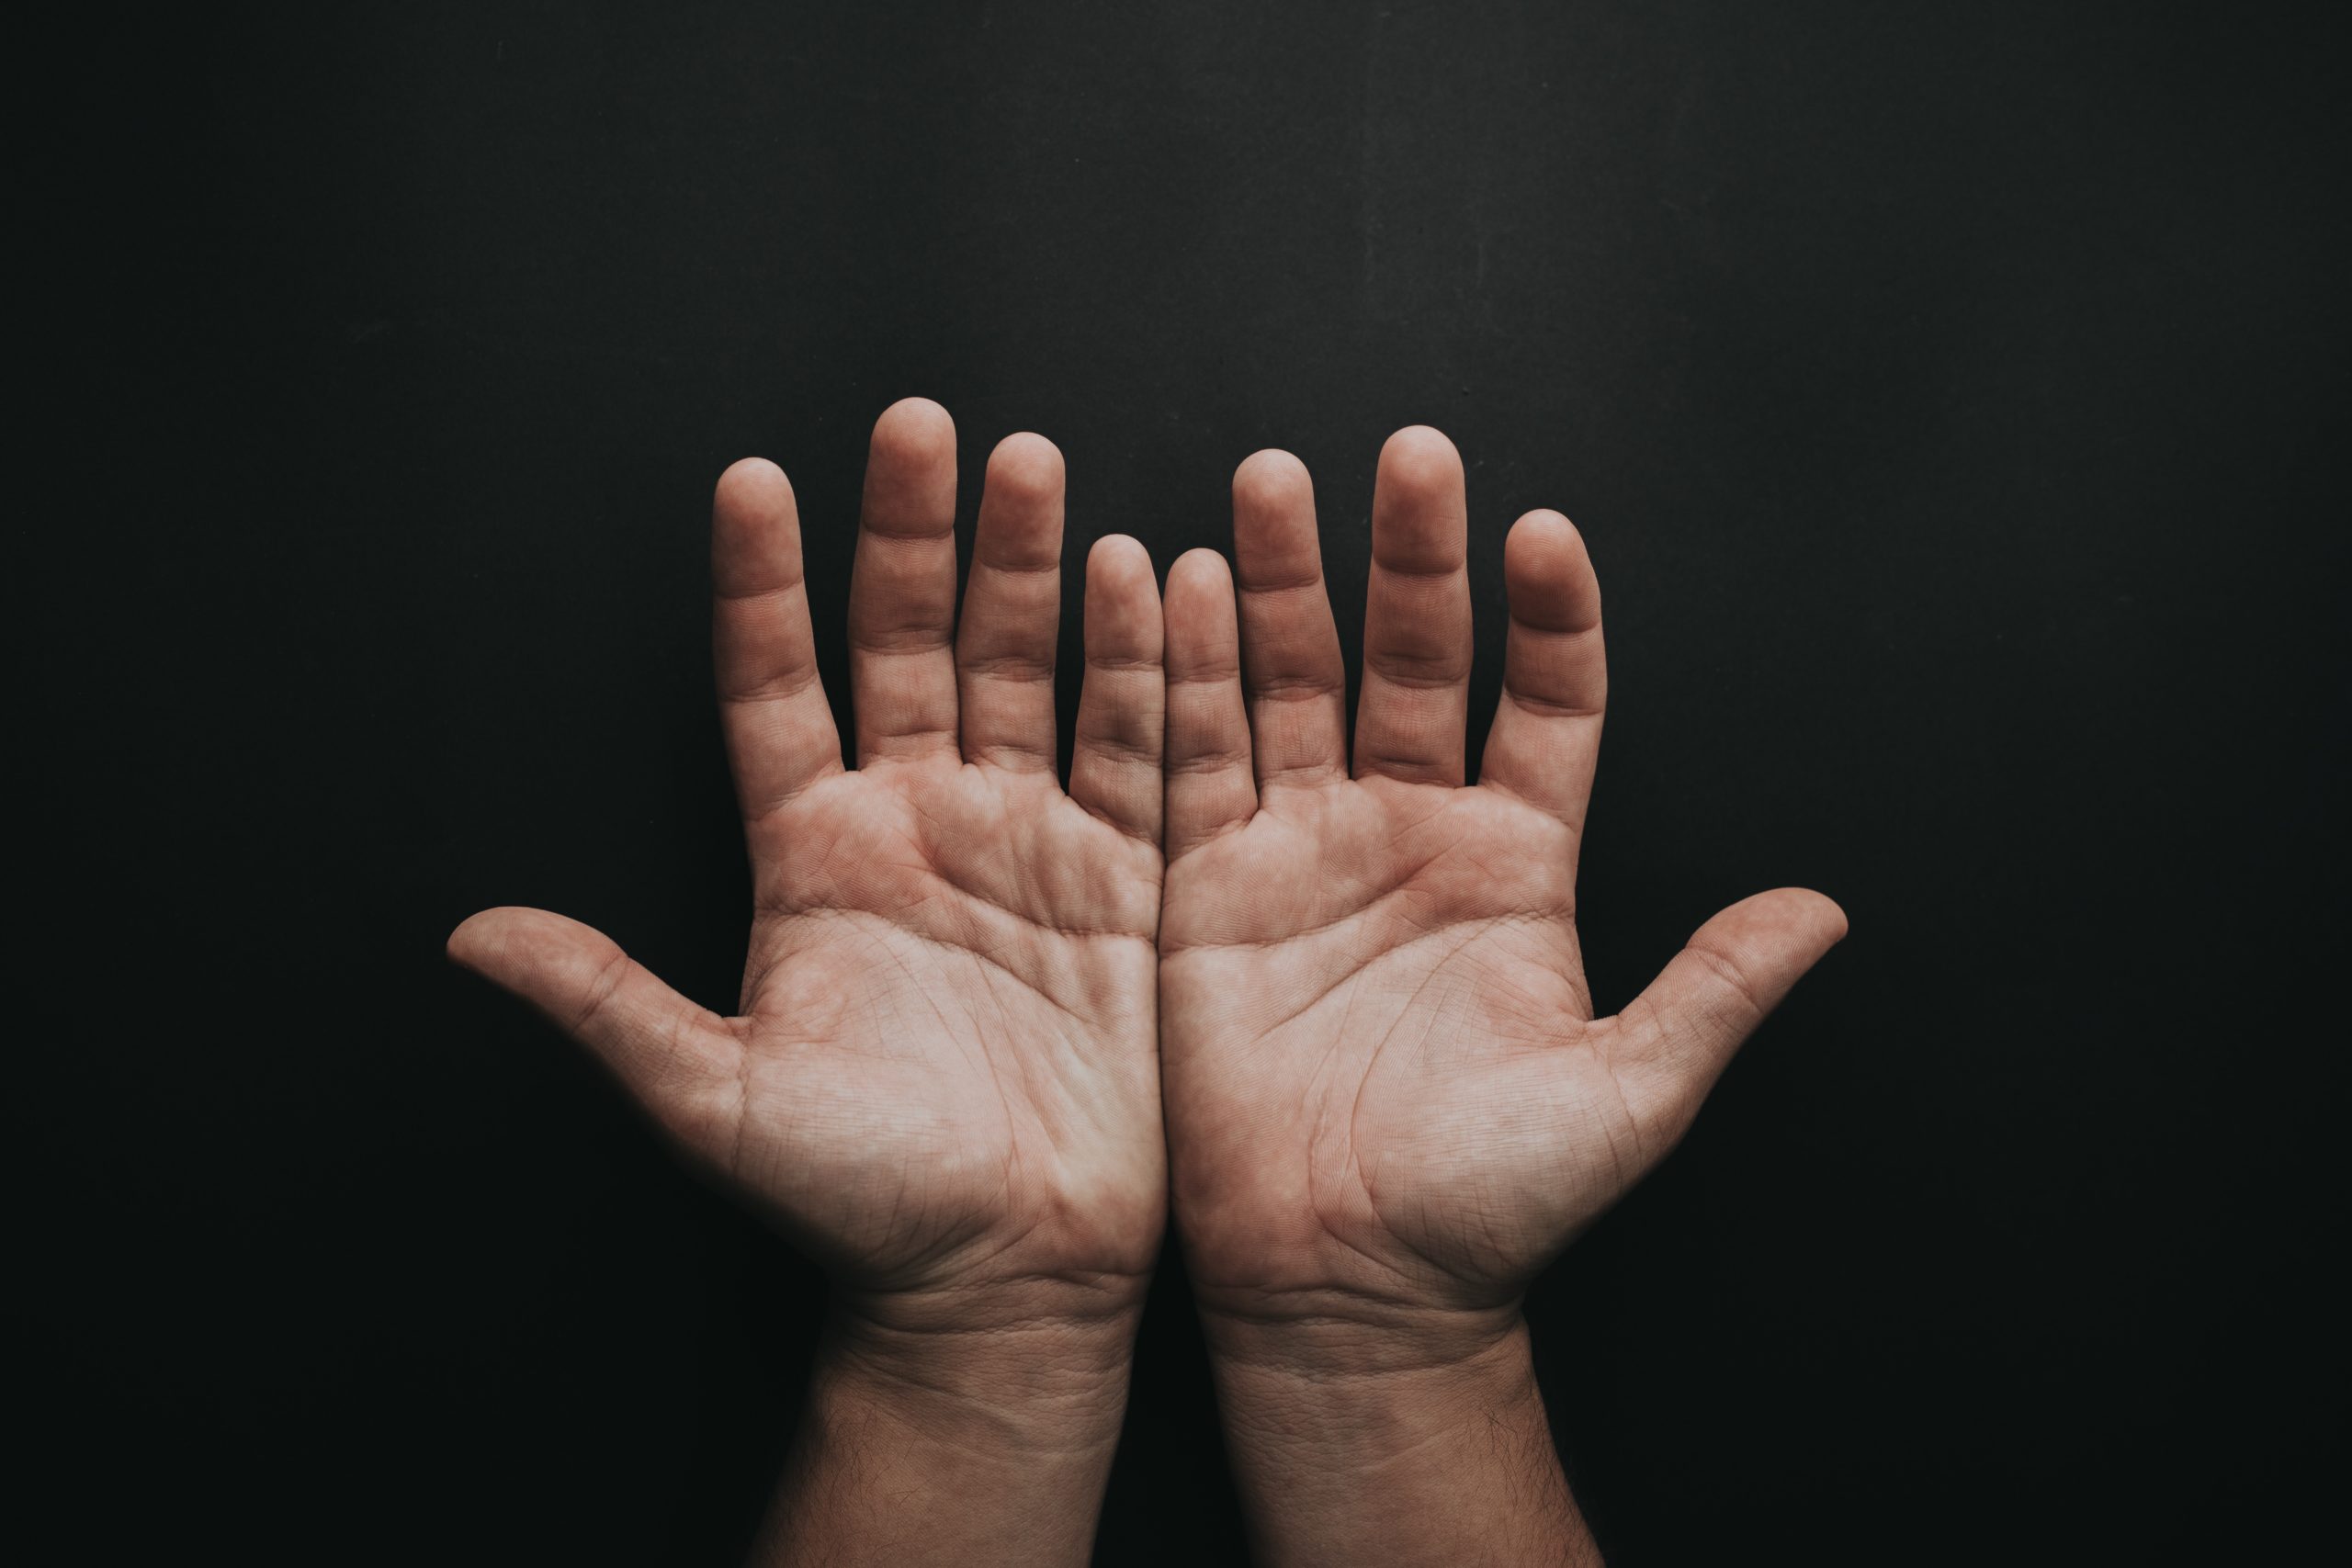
<box><xmin>449</xmin><ymin>400</ymin><xmax>1845</xmax><ymax>1565</ymax></box>
<box><xmin>1160</xmin><ymin>430</ymin><xmax>1846</xmax><ymax>1565</ymax></box>
<box><xmin>451</xmin><ymin>399</ymin><xmax>1169</xmax><ymax>1565</ymax></box>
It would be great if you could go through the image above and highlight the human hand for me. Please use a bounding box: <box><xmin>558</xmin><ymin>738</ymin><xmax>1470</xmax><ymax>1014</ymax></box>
<box><xmin>448</xmin><ymin>398</ymin><xmax>1167</xmax><ymax>1564</ymax></box>
<box><xmin>1157</xmin><ymin>427</ymin><xmax>1845</xmax><ymax>1562</ymax></box>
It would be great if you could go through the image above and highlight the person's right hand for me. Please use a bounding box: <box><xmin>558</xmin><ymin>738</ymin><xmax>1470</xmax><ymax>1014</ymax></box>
<box><xmin>1155</xmin><ymin>429</ymin><xmax>1845</xmax><ymax>1562</ymax></box>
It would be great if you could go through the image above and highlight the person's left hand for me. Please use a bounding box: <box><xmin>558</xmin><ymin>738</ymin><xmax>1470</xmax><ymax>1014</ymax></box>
<box><xmin>448</xmin><ymin>399</ymin><xmax>1169</xmax><ymax>1339</ymax></box>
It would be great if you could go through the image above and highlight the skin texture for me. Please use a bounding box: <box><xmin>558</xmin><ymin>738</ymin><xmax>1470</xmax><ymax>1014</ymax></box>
<box><xmin>448</xmin><ymin>398</ymin><xmax>1165</xmax><ymax>1566</ymax></box>
<box><xmin>447</xmin><ymin>405</ymin><xmax>1844</xmax><ymax>1565</ymax></box>
<box><xmin>1158</xmin><ymin>428</ymin><xmax>1848</xmax><ymax>1566</ymax></box>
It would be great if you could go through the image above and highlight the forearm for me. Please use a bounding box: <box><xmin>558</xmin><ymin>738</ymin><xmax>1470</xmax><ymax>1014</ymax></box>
<box><xmin>750</xmin><ymin>1290</ymin><xmax>1140</xmax><ymax>1567</ymax></box>
<box><xmin>1203</xmin><ymin>1303</ymin><xmax>1600</xmax><ymax>1568</ymax></box>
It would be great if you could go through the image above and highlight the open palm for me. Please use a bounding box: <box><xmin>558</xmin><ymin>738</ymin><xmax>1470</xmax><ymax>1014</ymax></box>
<box><xmin>1159</xmin><ymin>429</ymin><xmax>1846</xmax><ymax>1325</ymax></box>
<box><xmin>450</xmin><ymin>399</ymin><xmax>1167</xmax><ymax>1307</ymax></box>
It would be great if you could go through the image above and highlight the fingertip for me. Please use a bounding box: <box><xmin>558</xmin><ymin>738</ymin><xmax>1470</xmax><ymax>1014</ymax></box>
<box><xmin>1707</xmin><ymin>886</ymin><xmax>1850</xmax><ymax>958</ymax></box>
<box><xmin>712</xmin><ymin>457</ymin><xmax>803</xmax><ymax>595</ymax></box>
<box><xmin>715</xmin><ymin>456</ymin><xmax>788</xmax><ymax>507</ymax></box>
<box><xmin>1377</xmin><ymin>423</ymin><xmax>1464</xmax><ymax>491</ymax></box>
<box><xmin>1758</xmin><ymin>886</ymin><xmax>1848</xmax><ymax>941</ymax></box>
<box><xmin>446</xmin><ymin>906</ymin><xmax>554</xmax><ymax>976</ymax></box>
<box><xmin>1621</xmin><ymin>886</ymin><xmax>1849</xmax><ymax>1087</ymax></box>
<box><xmin>969</xmin><ymin>431</ymin><xmax>1066</xmax><ymax>581</ymax></box>
<box><xmin>446</xmin><ymin>908</ymin><xmax>499</xmax><ymax>968</ymax></box>
<box><xmin>713</xmin><ymin>459</ymin><xmax>796</xmax><ymax>541</ymax></box>
<box><xmin>1164</xmin><ymin>549</ymin><xmax>1238</xmax><ymax>679</ymax></box>
<box><xmin>1168</xmin><ymin>546</ymin><xmax>1235</xmax><ymax>598</ymax></box>
<box><xmin>1506</xmin><ymin>507</ymin><xmax>1578</xmax><ymax>551</ymax></box>
<box><xmin>859</xmin><ymin>398</ymin><xmax>960</xmax><ymax>550</ymax></box>
<box><xmin>1088</xmin><ymin>532</ymin><xmax>1157</xmax><ymax>589</ymax></box>
<box><xmin>1233</xmin><ymin>447</ymin><xmax>1311</xmax><ymax>507</ymax></box>
<box><xmin>986</xmin><ymin>430</ymin><xmax>1066</xmax><ymax>501</ymax></box>
<box><xmin>1503</xmin><ymin>508</ymin><xmax>1600</xmax><ymax>634</ymax></box>
<box><xmin>1370</xmin><ymin>425</ymin><xmax>1468</xmax><ymax>575</ymax></box>
<box><xmin>1232</xmin><ymin>449</ymin><xmax>1323</xmax><ymax>589</ymax></box>
<box><xmin>873</xmin><ymin>395</ymin><xmax>956</xmax><ymax>459</ymax></box>
<box><xmin>1088</xmin><ymin>536</ymin><xmax>1163</xmax><ymax>644</ymax></box>
<box><xmin>879</xmin><ymin>394</ymin><xmax>952</xmax><ymax>427</ymax></box>
<box><xmin>1792</xmin><ymin>887</ymin><xmax>1851</xmax><ymax>946</ymax></box>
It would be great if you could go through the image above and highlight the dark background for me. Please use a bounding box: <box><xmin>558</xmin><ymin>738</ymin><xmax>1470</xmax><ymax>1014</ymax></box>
<box><xmin>31</xmin><ymin>2</ymin><xmax>2345</xmax><ymax>1562</ymax></box>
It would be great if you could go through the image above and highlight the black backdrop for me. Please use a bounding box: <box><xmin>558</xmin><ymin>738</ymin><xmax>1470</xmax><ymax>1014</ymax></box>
<box><xmin>32</xmin><ymin>3</ymin><xmax>2345</xmax><ymax>1563</ymax></box>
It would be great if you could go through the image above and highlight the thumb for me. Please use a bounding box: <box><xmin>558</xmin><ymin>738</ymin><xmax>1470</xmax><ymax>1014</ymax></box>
<box><xmin>1616</xmin><ymin>887</ymin><xmax>1848</xmax><ymax>1089</ymax></box>
<box><xmin>447</xmin><ymin>907</ymin><xmax>741</xmax><ymax>1140</ymax></box>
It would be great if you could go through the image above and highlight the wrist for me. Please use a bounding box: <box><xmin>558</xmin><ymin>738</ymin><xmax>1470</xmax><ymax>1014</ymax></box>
<box><xmin>1202</xmin><ymin>1300</ymin><xmax>1539</xmax><ymax>1457</ymax></box>
<box><xmin>821</xmin><ymin>1277</ymin><xmax>1146</xmax><ymax>1456</ymax></box>
<box><xmin>1194</xmin><ymin>1276</ymin><xmax>1525</xmax><ymax>1378</ymax></box>
<box><xmin>757</xmin><ymin>1291</ymin><xmax>1141</xmax><ymax>1568</ymax></box>
<box><xmin>1198</xmin><ymin>1312</ymin><xmax>1596</xmax><ymax>1567</ymax></box>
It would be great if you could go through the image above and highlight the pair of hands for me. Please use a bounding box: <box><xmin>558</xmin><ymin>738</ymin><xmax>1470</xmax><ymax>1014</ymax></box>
<box><xmin>450</xmin><ymin>397</ymin><xmax>1844</xmax><ymax>1566</ymax></box>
